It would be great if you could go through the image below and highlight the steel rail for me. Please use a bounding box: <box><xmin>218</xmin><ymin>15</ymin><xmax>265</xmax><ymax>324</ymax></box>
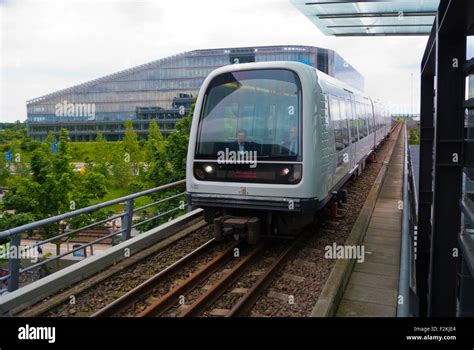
<box><xmin>91</xmin><ymin>238</ymin><xmax>216</xmax><ymax>317</ymax></box>
<box><xmin>139</xmin><ymin>241</ymin><xmax>241</xmax><ymax>317</ymax></box>
<box><xmin>226</xmin><ymin>237</ymin><xmax>303</xmax><ymax>317</ymax></box>
<box><xmin>178</xmin><ymin>241</ymin><xmax>267</xmax><ymax>317</ymax></box>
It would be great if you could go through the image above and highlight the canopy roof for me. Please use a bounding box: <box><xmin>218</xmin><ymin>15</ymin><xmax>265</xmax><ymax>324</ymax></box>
<box><xmin>290</xmin><ymin>0</ymin><xmax>439</xmax><ymax>36</ymax></box>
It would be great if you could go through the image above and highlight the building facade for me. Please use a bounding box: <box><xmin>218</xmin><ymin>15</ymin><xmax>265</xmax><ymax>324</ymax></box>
<box><xmin>26</xmin><ymin>45</ymin><xmax>364</xmax><ymax>141</ymax></box>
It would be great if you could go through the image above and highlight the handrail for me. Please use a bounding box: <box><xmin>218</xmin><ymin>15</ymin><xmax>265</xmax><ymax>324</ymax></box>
<box><xmin>0</xmin><ymin>179</ymin><xmax>187</xmax><ymax>293</ymax></box>
<box><xmin>0</xmin><ymin>180</ymin><xmax>184</xmax><ymax>239</ymax></box>
<box><xmin>397</xmin><ymin>123</ymin><xmax>418</xmax><ymax>317</ymax></box>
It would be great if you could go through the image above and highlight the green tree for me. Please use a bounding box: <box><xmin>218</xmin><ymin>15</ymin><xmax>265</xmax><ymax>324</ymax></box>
<box><xmin>123</xmin><ymin>119</ymin><xmax>142</xmax><ymax>175</ymax></box>
<box><xmin>2</xmin><ymin>178</ymin><xmax>42</xmax><ymax>216</ymax></box>
<box><xmin>146</xmin><ymin>119</ymin><xmax>164</xmax><ymax>163</ymax></box>
<box><xmin>45</xmin><ymin>131</ymin><xmax>55</xmax><ymax>152</ymax></box>
<box><xmin>75</xmin><ymin>171</ymin><xmax>108</xmax><ymax>203</ymax></box>
<box><xmin>54</xmin><ymin>128</ymin><xmax>73</xmax><ymax>177</ymax></box>
<box><xmin>0</xmin><ymin>152</ymin><xmax>10</xmax><ymax>186</ymax></box>
<box><xmin>109</xmin><ymin>143</ymin><xmax>132</xmax><ymax>189</ymax></box>
<box><xmin>163</xmin><ymin>107</ymin><xmax>193</xmax><ymax>180</ymax></box>
<box><xmin>1</xmin><ymin>128</ymin><xmax>109</xmax><ymax>270</ymax></box>
<box><xmin>0</xmin><ymin>122</ymin><xmax>27</xmax><ymax>144</ymax></box>
<box><xmin>68</xmin><ymin>171</ymin><xmax>110</xmax><ymax>230</ymax></box>
<box><xmin>138</xmin><ymin>106</ymin><xmax>194</xmax><ymax>232</ymax></box>
<box><xmin>92</xmin><ymin>132</ymin><xmax>110</xmax><ymax>176</ymax></box>
<box><xmin>148</xmin><ymin>105</ymin><xmax>193</xmax><ymax>185</ymax></box>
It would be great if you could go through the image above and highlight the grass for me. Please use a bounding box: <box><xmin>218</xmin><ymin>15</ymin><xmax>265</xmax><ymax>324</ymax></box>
<box><xmin>69</xmin><ymin>142</ymin><xmax>118</xmax><ymax>162</ymax></box>
<box><xmin>408</xmin><ymin>127</ymin><xmax>420</xmax><ymax>145</ymax></box>
<box><xmin>1</xmin><ymin>141</ymin><xmax>114</xmax><ymax>163</ymax></box>
<box><xmin>89</xmin><ymin>187</ymin><xmax>155</xmax><ymax>213</ymax></box>
<box><xmin>3</xmin><ymin>140</ymin><xmax>167</xmax><ymax>163</ymax></box>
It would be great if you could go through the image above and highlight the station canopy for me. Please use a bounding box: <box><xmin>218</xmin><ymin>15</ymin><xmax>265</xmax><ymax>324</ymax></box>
<box><xmin>290</xmin><ymin>0</ymin><xmax>439</xmax><ymax>36</ymax></box>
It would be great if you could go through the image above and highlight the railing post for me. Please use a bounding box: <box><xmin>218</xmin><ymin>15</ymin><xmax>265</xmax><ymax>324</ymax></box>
<box><xmin>122</xmin><ymin>199</ymin><xmax>134</xmax><ymax>241</ymax></box>
<box><xmin>7</xmin><ymin>235</ymin><xmax>21</xmax><ymax>292</ymax></box>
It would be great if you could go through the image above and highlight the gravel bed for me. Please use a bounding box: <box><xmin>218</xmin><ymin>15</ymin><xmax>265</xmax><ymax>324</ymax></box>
<box><xmin>45</xmin><ymin>225</ymin><xmax>214</xmax><ymax>317</ymax></box>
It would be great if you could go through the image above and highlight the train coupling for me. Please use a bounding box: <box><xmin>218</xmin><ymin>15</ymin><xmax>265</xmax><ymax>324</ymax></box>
<box><xmin>213</xmin><ymin>216</ymin><xmax>260</xmax><ymax>244</ymax></box>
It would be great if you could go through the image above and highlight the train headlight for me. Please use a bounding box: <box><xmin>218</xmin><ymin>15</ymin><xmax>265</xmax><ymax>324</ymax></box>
<box><xmin>204</xmin><ymin>165</ymin><xmax>214</xmax><ymax>174</ymax></box>
<box><xmin>195</xmin><ymin>168</ymin><xmax>206</xmax><ymax>180</ymax></box>
<box><xmin>280</xmin><ymin>167</ymin><xmax>290</xmax><ymax>176</ymax></box>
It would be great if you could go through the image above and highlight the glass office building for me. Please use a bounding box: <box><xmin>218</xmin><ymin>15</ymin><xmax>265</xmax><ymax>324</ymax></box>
<box><xmin>26</xmin><ymin>45</ymin><xmax>364</xmax><ymax>141</ymax></box>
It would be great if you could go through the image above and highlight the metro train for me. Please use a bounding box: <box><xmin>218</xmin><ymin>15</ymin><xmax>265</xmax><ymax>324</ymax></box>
<box><xmin>186</xmin><ymin>61</ymin><xmax>391</xmax><ymax>242</ymax></box>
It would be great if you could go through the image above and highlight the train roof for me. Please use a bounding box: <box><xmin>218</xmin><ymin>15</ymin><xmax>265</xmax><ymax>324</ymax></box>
<box><xmin>200</xmin><ymin>61</ymin><xmax>375</xmax><ymax>103</ymax></box>
<box><xmin>202</xmin><ymin>60</ymin><xmax>314</xmax><ymax>77</ymax></box>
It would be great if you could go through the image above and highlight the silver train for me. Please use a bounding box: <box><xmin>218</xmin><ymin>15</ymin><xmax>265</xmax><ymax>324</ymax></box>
<box><xmin>186</xmin><ymin>61</ymin><xmax>391</xmax><ymax>238</ymax></box>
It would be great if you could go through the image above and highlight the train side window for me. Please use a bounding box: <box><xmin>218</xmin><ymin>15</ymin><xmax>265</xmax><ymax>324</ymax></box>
<box><xmin>329</xmin><ymin>97</ymin><xmax>344</xmax><ymax>151</ymax></box>
<box><xmin>374</xmin><ymin>108</ymin><xmax>378</xmax><ymax>131</ymax></box>
<box><xmin>356</xmin><ymin>102</ymin><xmax>366</xmax><ymax>139</ymax></box>
<box><xmin>346</xmin><ymin>100</ymin><xmax>358</xmax><ymax>143</ymax></box>
<box><xmin>364</xmin><ymin>104</ymin><xmax>369</xmax><ymax>134</ymax></box>
<box><xmin>366</xmin><ymin>104</ymin><xmax>373</xmax><ymax>134</ymax></box>
<box><xmin>362</xmin><ymin>103</ymin><xmax>368</xmax><ymax>138</ymax></box>
<box><xmin>338</xmin><ymin>98</ymin><xmax>350</xmax><ymax>148</ymax></box>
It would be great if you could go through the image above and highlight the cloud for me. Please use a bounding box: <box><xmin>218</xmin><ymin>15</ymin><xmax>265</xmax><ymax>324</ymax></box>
<box><xmin>1</xmin><ymin>0</ymin><xmax>427</xmax><ymax>122</ymax></box>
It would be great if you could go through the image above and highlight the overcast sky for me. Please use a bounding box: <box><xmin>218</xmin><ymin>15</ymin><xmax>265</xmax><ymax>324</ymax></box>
<box><xmin>0</xmin><ymin>0</ymin><xmax>428</xmax><ymax>123</ymax></box>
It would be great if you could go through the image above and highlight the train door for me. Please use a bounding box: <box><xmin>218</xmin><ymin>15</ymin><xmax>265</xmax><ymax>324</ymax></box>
<box><xmin>328</xmin><ymin>95</ymin><xmax>351</xmax><ymax>188</ymax></box>
<box><xmin>368</xmin><ymin>99</ymin><xmax>376</xmax><ymax>149</ymax></box>
<box><xmin>344</xmin><ymin>92</ymin><xmax>358</xmax><ymax>173</ymax></box>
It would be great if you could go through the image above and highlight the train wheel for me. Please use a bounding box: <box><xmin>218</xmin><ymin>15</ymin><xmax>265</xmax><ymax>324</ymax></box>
<box><xmin>214</xmin><ymin>217</ymin><xmax>224</xmax><ymax>241</ymax></box>
<box><xmin>246</xmin><ymin>217</ymin><xmax>260</xmax><ymax>245</ymax></box>
<box><xmin>204</xmin><ymin>209</ymin><xmax>216</xmax><ymax>224</ymax></box>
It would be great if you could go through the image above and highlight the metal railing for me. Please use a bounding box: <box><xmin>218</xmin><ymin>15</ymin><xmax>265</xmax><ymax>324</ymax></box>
<box><xmin>0</xmin><ymin>179</ymin><xmax>187</xmax><ymax>293</ymax></box>
<box><xmin>397</xmin><ymin>123</ymin><xmax>419</xmax><ymax>317</ymax></box>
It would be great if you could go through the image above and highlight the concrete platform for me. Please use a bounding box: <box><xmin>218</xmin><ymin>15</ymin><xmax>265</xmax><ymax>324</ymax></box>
<box><xmin>336</xmin><ymin>127</ymin><xmax>404</xmax><ymax>317</ymax></box>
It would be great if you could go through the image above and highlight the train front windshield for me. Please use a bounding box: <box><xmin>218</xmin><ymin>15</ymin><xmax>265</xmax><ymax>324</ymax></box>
<box><xmin>196</xmin><ymin>69</ymin><xmax>301</xmax><ymax>160</ymax></box>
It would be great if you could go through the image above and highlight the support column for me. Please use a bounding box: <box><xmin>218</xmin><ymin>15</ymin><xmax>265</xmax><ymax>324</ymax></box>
<box><xmin>429</xmin><ymin>0</ymin><xmax>466</xmax><ymax>316</ymax></box>
<box><xmin>417</xmin><ymin>71</ymin><xmax>434</xmax><ymax>317</ymax></box>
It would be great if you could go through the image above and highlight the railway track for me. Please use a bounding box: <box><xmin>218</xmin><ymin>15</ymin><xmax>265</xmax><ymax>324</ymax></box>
<box><xmin>91</xmin><ymin>236</ymin><xmax>304</xmax><ymax>317</ymax></box>
<box><xmin>138</xmin><ymin>240</ymin><xmax>245</xmax><ymax>317</ymax></box>
<box><xmin>18</xmin><ymin>219</ymin><xmax>213</xmax><ymax>317</ymax></box>
<box><xmin>91</xmin><ymin>238</ymin><xmax>218</xmax><ymax>317</ymax></box>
